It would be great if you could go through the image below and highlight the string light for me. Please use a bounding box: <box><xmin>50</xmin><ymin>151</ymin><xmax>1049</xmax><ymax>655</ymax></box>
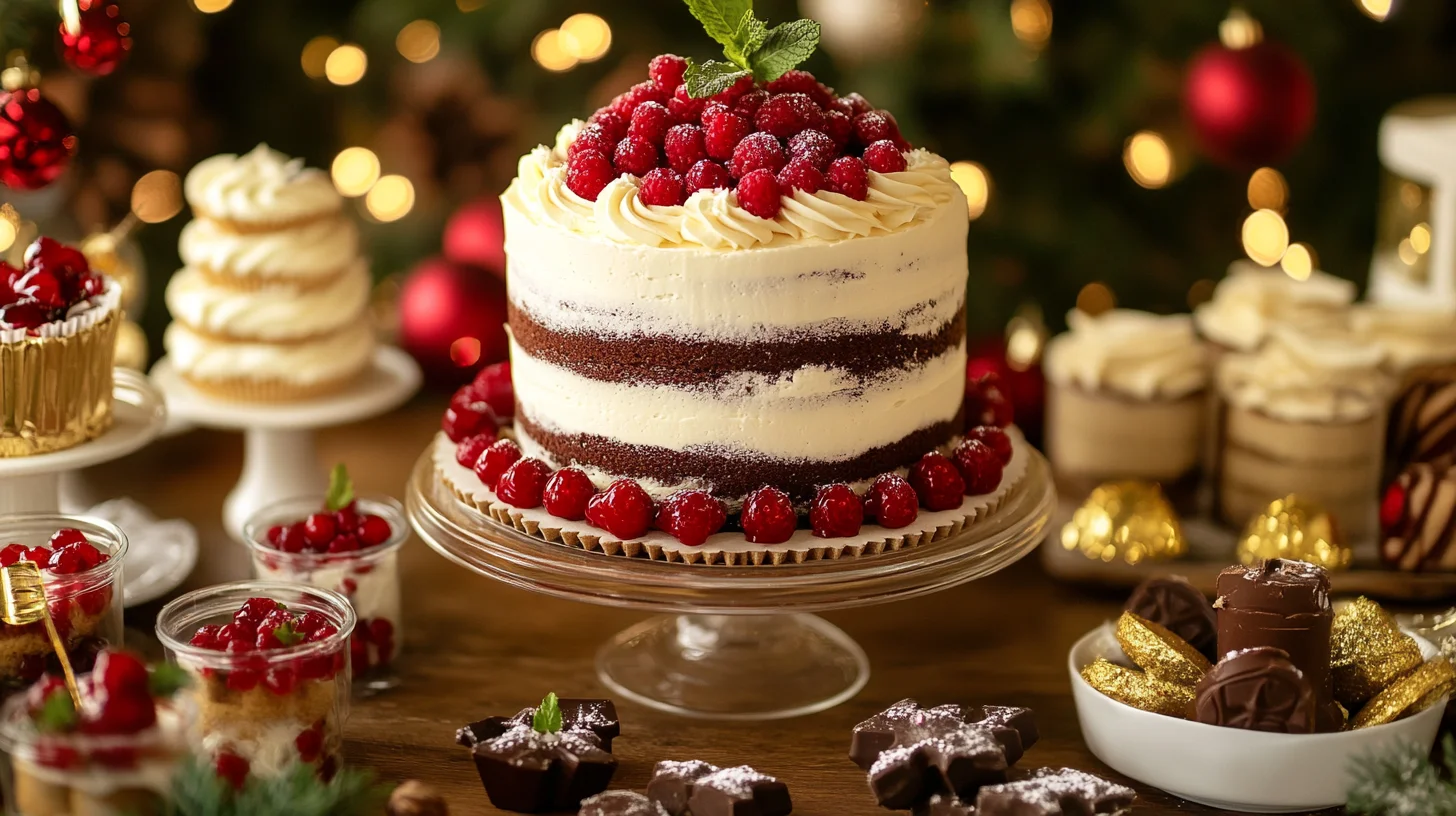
<box><xmin>532</xmin><ymin>29</ymin><xmax>578</xmax><ymax>72</ymax></box>
<box><xmin>193</xmin><ymin>0</ymin><xmax>232</xmax><ymax>12</ymax></box>
<box><xmin>1123</xmin><ymin>131</ymin><xmax>1173</xmax><ymax>189</ymax></box>
<box><xmin>301</xmin><ymin>36</ymin><xmax>339</xmax><ymax>80</ymax></box>
<box><xmin>1357</xmin><ymin>0</ymin><xmax>1393</xmax><ymax>21</ymax></box>
<box><xmin>131</xmin><ymin>170</ymin><xmax>183</xmax><ymax>224</ymax></box>
<box><xmin>1219</xmin><ymin>7</ymin><xmax>1263</xmax><ymax>50</ymax></box>
<box><xmin>1247</xmin><ymin>167</ymin><xmax>1288</xmax><ymax>212</ymax></box>
<box><xmin>1009</xmin><ymin>0</ymin><xmax>1052</xmax><ymax>50</ymax></box>
<box><xmin>1281</xmin><ymin>243</ymin><xmax>1314</xmax><ymax>281</ymax></box>
<box><xmin>1410</xmin><ymin>222</ymin><xmax>1432</xmax><ymax>254</ymax></box>
<box><xmin>331</xmin><ymin>147</ymin><xmax>380</xmax><ymax>197</ymax></box>
<box><xmin>1076</xmin><ymin>282</ymin><xmax>1116</xmax><ymax>316</ymax></box>
<box><xmin>365</xmin><ymin>175</ymin><xmax>415</xmax><ymax>222</ymax></box>
<box><xmin>1400</xmin><ymin>181</ymin><xmax>1423</xmax><ymax>210</ymax></box>
<box><xmin>949</xmin><ymin>161</ymin><xmax>990</xmax><ymax>220</ymax></box>
<box><xmin>1242</xmin><ymin>209</ymin><xmax>1289</xmax><ymax>267</ymax></box>
<box><xmin>560</xmin><ymin>14</ymin><xmax>612</xmax><ymax>62</ymax></box>
<box><xmin>324</xmin><ymin>44</ymin><xmax>367</xmax><ymax>86</ymax></box>
<box><xmin>397</xmin><ymin>20</ymin><xmax>441</xmax><ymax>64</ymax></box>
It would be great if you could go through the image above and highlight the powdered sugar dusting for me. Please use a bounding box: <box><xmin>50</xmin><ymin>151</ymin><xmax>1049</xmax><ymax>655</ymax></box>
<box><xmin>698</xmin><ymin>765</ymin><xmax>776</xmax><ymax>796</ymax></box>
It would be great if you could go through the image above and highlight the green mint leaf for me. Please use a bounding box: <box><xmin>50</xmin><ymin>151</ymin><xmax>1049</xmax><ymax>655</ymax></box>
<box><xmin>749</xmin><ymin>19</ymin><xmax>821</xmax><ymax>82</ymax></box>
<box><xmin>732</xmin><ymin>9</ymin><xmax>768</xmax><ymax>65</ymax></box>
<box><xmin>684</xmin><ymin>0</ymin><xmax>754</xmax><ymax>61</ymax></box>
<box><xmin>148</xmin><ymin>663</ymin><xmax>192</xmax><ymax>699</ymax></box>
<box><xmin>325</xmin><ymin>464</ymin><xmax>354</xmax><ymax>512</ymax></box>
<box><xmin>684</xmin><ymin>59</ymin><xmax>752</xmax><ymax>99</ymax></box>
<box><xmin>272</xmin><ymin>621</ymin><xmax>305</xmax><ymax>647</ymax></box>
<box><xmin>35</xmin><ymin>688</ymin><xmax>77</xmax><ymax>734</ymax></box>
<box><xmin>532</xmin><ymin>692</ymin><xmax>563</xmax><ymax>734</ymax></box>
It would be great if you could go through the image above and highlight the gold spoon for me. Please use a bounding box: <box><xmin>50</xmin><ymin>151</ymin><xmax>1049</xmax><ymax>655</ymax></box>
<box><xmin>1</xmin><ymin>562</ymin><xmax>82</xmax><ymax>710</ymax></box>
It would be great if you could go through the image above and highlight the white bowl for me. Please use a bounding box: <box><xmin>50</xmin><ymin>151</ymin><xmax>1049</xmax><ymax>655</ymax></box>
<box><xmin>1069</xmin><ymin>622</ymin><xmax>1446</xmax><ymax>813</ymax></box>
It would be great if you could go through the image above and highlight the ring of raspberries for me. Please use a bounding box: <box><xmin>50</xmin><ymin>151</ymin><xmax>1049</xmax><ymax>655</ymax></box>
<box><xmin>564</xmin><ymin>57</ymin><xmax>913</xmax><ymax>220</ymax></box>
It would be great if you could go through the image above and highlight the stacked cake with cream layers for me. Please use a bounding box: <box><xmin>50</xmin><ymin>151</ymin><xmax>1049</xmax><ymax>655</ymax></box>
<box><xmin>503</xmin><ymin>124</ymin><xmax>969</xmax><ymax>506</ymax></box>
<box><xmin>164</xmin><ymin>145</ymin><xmax>374</xmax><ymax>401</ymax></box>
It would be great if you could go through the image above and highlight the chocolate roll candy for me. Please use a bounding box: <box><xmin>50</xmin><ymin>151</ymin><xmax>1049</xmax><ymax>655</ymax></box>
<box><xmin>975</xmin><ymin>768</ymin><xmax>1135</xmax><ymax>816</ymax></box>
<box><xmin>579</xmin><ymin>791</ymin><xmax>668</xmax><ymax>816</ymax></box>
<box><xmin>471</xmin><ymin>723</ymin><xmax>618</xmax><ymax>813</ymax></box>
<box><xmin>458</xmin><ymin>699</ymin><xmax>621</xmax><ymax>752</ymax></box>
<box><xmin>1125</xmin><ymin>575</ymin><xmax>1218</xmax><ymax>660</ymax></box>
<box><xmin>1191</xmin><ymin>647</ymin><xmax>1317</xmax><ymax>733</ymax></box>
<box><xmin>1215</xmin><ymin>559</ymin><xmax>1342</xmax><ymax>731</ymax></box>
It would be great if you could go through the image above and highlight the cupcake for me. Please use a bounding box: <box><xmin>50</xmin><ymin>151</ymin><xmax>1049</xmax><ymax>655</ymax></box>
<box><xmin>1218</xmin><ymin>327</ymin><xmax>1396</xmax><ymax>540</ymax></box>
<box><xmin>163</xmin><ymin>145</ymin><xmax>375</xmax><ymax>402</ymax></box>
<box><xmin>1193</xmin><ymin>261</ymin><xmax>1355</xmax><ymax>362</ymax></box>
<box><xmin>0</xmin><ymin>238</ymin><xmax>120</xmax><ymax>457</ymax></box>
<box><xmin>1044</xmin><ymin>309</ymin><xmax>1209</xmax><ymax>507</ymax></box>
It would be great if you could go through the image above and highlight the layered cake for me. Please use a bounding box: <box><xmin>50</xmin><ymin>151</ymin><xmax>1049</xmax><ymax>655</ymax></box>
<box><xmin>163</xmin><ymin>145</ymin><xmax>374</xmax><ymax>401</ymax></box>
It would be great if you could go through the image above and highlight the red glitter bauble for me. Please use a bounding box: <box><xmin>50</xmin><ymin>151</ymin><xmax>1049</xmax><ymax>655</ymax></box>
<box><xmin>59</xmin><ymin>0</ymin><xmax>133</xmax><ymax>77</ymax></box>
<box><xmin>398</xmin><ymin>257</ymin><xmax>508</xmax><ymax>386</ymax></box>
<box><xmin>0</xmin><ymin>89</ymin><xmax>78</xmax><ymax>191</ymax></box>
<box><xmin>442</xmin><ymin>198</ymin><xmax>506</xmax><ymax>278</ymax></box>
<box><xmin>1183</xmin><ymin>41</ymin><xmax>1316</xmax><ymax>169</ymax></box>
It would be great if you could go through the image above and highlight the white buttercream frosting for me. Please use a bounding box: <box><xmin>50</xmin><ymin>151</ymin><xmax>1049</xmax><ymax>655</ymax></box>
<box><xmin>1194</xmin><ymin>261</ymin><xmax>1355</xmax><ymax>352</ymax></box>
<box><xmin>179</xmin><ymin>214</ymin><xmax>360</xmax><ymax>280</ymax></box>
<box><xmin>184</xmin><ymin>144</ymin><xmax>342</xmax><ymax>226</ymax></box>
<box><xmin>163</xmin><ymin>321</ymin><xmax>374</xmax><ymax>386</ymax></box>
<box><xmin>1219</xmin><ymin>327</ymin><xmax>1395</xmax><ymax>422</ymax></box>
<box><xmin>1351</xmin><ymin>303</ymin><xmax>1456</xmax><ymax>373</ymax></box>
<box><xmin>1045</xmin><ymin>309</ymin><xmax>1208</xmax><ymax>400</ymax></box>
<box><xmin>166</xmin><ymin>261</ymin><xmax>371</xmax><ymax>342</ymax></box>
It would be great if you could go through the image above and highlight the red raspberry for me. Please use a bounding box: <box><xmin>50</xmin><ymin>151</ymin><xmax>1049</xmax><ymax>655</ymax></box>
<box><xmin>470</xmin><ymin>361</ymin><xmax>514</xmax><ymax>420</ymax></box>
<box><xmin>685</xmin><ymin>160</ymin><xmax>733</xmax><ymax>193</ymax></box>
<box><xmin>778</xmin><ymin>158</ymin><xmax>824</xmax><ymax>194</ymax></box>
<box><xmin>48</xmin><ymin>529</ymin><xmax>87</xmax><ymax>550</ymax></box>
<box><xmin>588</xmin><ymin>110</ymin><xmax>629</xmax><ymax>141</ymax></box>
<box><xmin>827</xmin><ymin>156</ymin><xmax>869</xmax><ymax>200</ymax></box>
<box><xmin>566</xmin><ymin>150</ymin><xmax>615</xmax><ymax>201</ymax></box>
<box><xmin>0</xmin><ymin>301</ymin><xmax>52</xmax><ymax>331</ymax></box>
<box><xmin>295</xmin><ymin>724</ymin><xmax>324</xmax><ymax>763</ymax></box>
<box><xmin>664</xmin><ymin>124</ymin><xmax>707</xmax><ymax>173</ymax></box>
<box><xmin>190</xmin><ymin>624</ymin><xmax>224</xmax><ymax>650</ymax></box>
<box><xmin>624</xmin><ymin>80</ymin><xmax>670</xmax><ymax>110</ymax></box>
<box><xmin>302</xmin><ymin>513</ymin><xmax>336</xmax><ymax>547</ymax></box>
<box><xmin>16</xmin><ymin>269</ymin><xmax>64</xmax><ymax>308</ymax></box>
<box><xmin>656</xmin><ymin>490</ymin><xmax>727</xmax><ymax>546</ymax></box>
<box><xmin>863</xmin><ymin>140</ymin><xmax>908</xmax><ymax>173</ymax></box>
<box><xmin>543</xmin><ymin>467</ymin><xmax>596</xmax><ymax>521</ymax></box>
<box><xmin>853</xmin><ymin>111</ymin><xmax>896</xmax><ymax>146</ymax></box>
<box><xmin>741</xmin><ymin>486</ymin><xmax>798</xmax><ymax>544</ymax></box>
<box><xmin>669</xmin><ymin>85</ymin><xmax>706</xmax><ymax>124</ymax></box>
<box><xmin>965</xmin><ymin>370</ymin><xmax>1015</xmax><ymax>428</ymax></box>
<box><xmin>649</xmin><ymin>54</ymin><xmax>689</xmax><ymax>91</ymax></box>
<box><xmin>953</xmin><ymin>440</ymin><xmax>1003</xmax><ymax>495</ymax></box>
<box><xmin>497</xmin><ymin>458</ymin><xmax>553</xmax><ymax>509</ymax></box>
<box><xmin>357</xmin><ymin>515</ymin><xmax>392</xmax><ymax>547</ymax></box>
<box><xmin>837</xmin><ymin>92</ymin><xmax>874</xmax><ymax>117</ymax></box>
<box><xmin>455</xmin><ymin>432</ymin><xmax>497</xmax><ymax>470</ymax></box>
<box><xmin>730</xmin><ymin>132</ymin><xmax>786</xmax><ymax>179</ymax></box>
<box><xmin>1381</xmin><ymin>481</ymin><xmax>1406</xmax><ymax>532</ymax></box>
<box><xmin>276</xmin><ymin>523</ymin><xmax>307</xmax><ymax>554</ymax></box>
<box><xmin>910</xmin><ymin>453</ymin><xmax>966</xmax><ymax>512</ymax></box>
<box><xmin>473</xmin><ymin>439</ymin><xmax>522</xmax><ymax>490</ymax></box>
<box><xmin>767</xmin><ymin>70</ymin><xmax>835</xmax><ymax>107</ymax></box>
<box><xmin>864</xmin><ymin>474</ymin><xmax>919</xmax><ymax>529</ymax></box>
<box><xmin>614</xmin><ymin>137</ymin><xmax>659</xmax><ymax>177</ymax></box>
<box><xmin>629</xmin><ymin>101</ymin><xmax>673</xmax><ymax>144</ymax></box>
<box><xmin>788</xmin><ymin>130</ymin><xmax>836</xmax><ymax>169</ymax></box>
<box><xmin>755</xmin><ymin>93</ymin><xmax>824</xmax><ymax>139</ymax></box>
<box><xmin>734</xmin><ymin>89</ymin><xmax>769</xmax><ymax>117</ymax></box>
<box><xmin>335</xmin><ymin>502</ymin><xmax>359</xmax><ymax>534</ymax></box>
<box><xmin>46</xmin><ymin>547</ymin><xmax>85</xmax><ymax>575</ymax></box>
<box><xmin>707</xmin><ymin>75</ymin><xmax>755</xmax><ymax>107</ymax></box>
<box><xmin>441</xmin><ymin>393</ymin><xmax>495</xmax><ymax>443</ymax></box>
<box><xmin>700</xmin><ymin>102</ymin><xmax>730</xmax><ymax>125</ymax></box>
<box><xmin>811</xmin><ymin>484</ymin><xmax>864</xmax><ymax>538</ymax></box>
<box><xmin>640</xmin><ymin>167</ymin><xmax>686</xmax><ymax>206</ymax></box>
<box><xmin>96</xmin><ymin>650</ymin><xmax>149</xmax><ymax>694</ymax></box>
<box><xmin>966</xmin><ymin>426</ymin><xmax>1013</xmax><ymax>465</ymax></box>
<box><xmin>584</xmin><ymin>479</ymin><xmax>655</xmax><ymax>540</ymax></box>
<box><xmin>567</xmin><ymin>125</ymin><xmax>615</xmax><ymax>162</ymax></box>
<box><xmin>704</xmin><ymin>110</ymin><xmax>752</xmax><ymax>161</ymax></box>
<box><xmin>0</xmin><ymin>543</ymin><xmax>27</xmax><ymax>566</ymax></box>
<box><xmin>736</xmin><ymin>169</ymin><xmax>783</xmax><ymax>219</ymax></box>
<box><xmin>215</xmin><ymin>752</ymin><xmax>250</xmax><ymax>791</ymax></box>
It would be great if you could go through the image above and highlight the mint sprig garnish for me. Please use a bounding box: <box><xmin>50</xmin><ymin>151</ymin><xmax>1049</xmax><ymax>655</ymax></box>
<box><xmin>272</xmin><ymin>621</ymin><xmax>305</xmax><ymax>648</ymax></box>
<box><xmin>149</xmin><ymin>663</ymin><xmax>192</xmax><ymax>699</ymax></box>
<box><xmin>35</xmin><ymin>689</ymin><xmax>77</xmax><ymax>733</ymax></box>
<box><xmin>325</xmin><ymin>464</ymin><xmax>354</xmax><ymax>512</ymax></box>
<box><xmin>682</xmin><ymin>0</ymin><xmax>821</xmax><ymax>98</ymax></box>
<box><xmin>532</xmin><ymin>692</ymin><xmax>563</xmax><ymax>734</ymax></box>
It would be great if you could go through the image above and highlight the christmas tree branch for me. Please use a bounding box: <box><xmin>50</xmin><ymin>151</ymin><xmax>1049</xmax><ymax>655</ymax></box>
<box><xmin>1346</xmin><ymin>735</ymin><xmax>1456</xmax><ymax>815</ymax></box>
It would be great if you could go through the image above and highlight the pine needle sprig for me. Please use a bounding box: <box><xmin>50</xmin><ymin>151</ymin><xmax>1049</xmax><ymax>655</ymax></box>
<box><xmin>167</xmin><ymin>758</ymin><xmax>389</xmax><ymax>816</ymax></box>
<box><xmin>1347</xmin><ymin>735</ymin><xmax>1456</xmax><ymax>816</ymax></box>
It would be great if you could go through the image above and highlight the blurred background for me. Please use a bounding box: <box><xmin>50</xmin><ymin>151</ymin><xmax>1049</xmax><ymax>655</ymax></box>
<box><xmin>1</xmin><ymin>0</ymin><xmax>1454</xmax><ymax>395</ymax></box>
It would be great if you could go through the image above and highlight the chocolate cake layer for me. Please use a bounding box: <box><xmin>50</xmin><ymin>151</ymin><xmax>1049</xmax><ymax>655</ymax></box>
<box><xmin>516</xmin><ymin>411</ymin><xmax>963</xmax><ymax>502</ymax></box>
<box><xmin>509</xmin><ymin>301</ymin><xmax>966</xmax><ymax>386</ymax></box>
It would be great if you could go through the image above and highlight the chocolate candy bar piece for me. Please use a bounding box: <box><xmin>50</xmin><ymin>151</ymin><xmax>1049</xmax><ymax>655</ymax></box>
<box><xmin>976</xmin><ymin>768</ymin><xmax>1135</xmax><ymax>815</ymax></box>
<box><xmin>1126</xmin><ymin>575</ymin><xmax>1217</xmax><ymax>660</ymax></box>
<box><xmin>868</xmin><ymin>720</ymin><xmax>1008</xmax><ymax>809</ymax></box>
<box><xmin>471</xmin><ymin>723</ymin><xmax>618</xmax><ymax>813</ymax></box>
<box><xmin>646</xmin><ymin>761</ymin><xmax>717</xmax><ymax>816</ymax></box>
<box><xmin>1193</xmin><ymin>647</ymin><xmax>1316</xmax><ymax>733</ymax></box>
<box><xmin>579</xmin><ymin>791</ymin><xmax>668</xmax><ymax>816</ymax></box>
<box><xmin>851</xmin><ymin>700</ymin><xmax>1037</xmax><ymax>770</ymax></box>
<box><xmin>688</xmin><ymin>766</ymin><xmax>793</xmax><ymax>816</ymax></box>
<box><xmin>965</xmin><ymin>705</ymin><xmax>1039</xmax><ymax>764</ymax></box>
<box><xmin>912</xmin><ymin>794</ymin><xmax>975</xmax><ymax>816</ymax></box>
<box><xmin>1216</xmin><ymin>559</ymin><xmax>1341</xmax><ymax>731</ymax></box>
<box><xmin>458</xmin><ymin>699</ymin><xmax>621</xmax><ymax>751</ymax></box>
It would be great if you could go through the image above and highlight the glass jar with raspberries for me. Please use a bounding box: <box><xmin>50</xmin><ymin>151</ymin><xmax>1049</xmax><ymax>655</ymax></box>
<box><xmin>0</xmin><ymin>650</ymin><xmax>193</xmax><ymax>816</ymax></box>
<box><xmin>0</xmin><ymin>515</ymin><xmax>126</xmax><ymax>692</ymax></box>
<box><xmin>155</xmin><ymin>582</ymin><xmax>355</xmax><ymax>787</ymax></box>
<box><xmin>241</xmin><ymin>465</ymin><xmax>406</xmax><ymax>692</ymax></box>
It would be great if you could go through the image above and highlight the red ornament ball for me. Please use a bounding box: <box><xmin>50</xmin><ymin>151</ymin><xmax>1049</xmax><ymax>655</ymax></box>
<box><xmin>397</xmin><ymin>257</ymin><xmax>508</xmax><ymax>386</ymax></box>
<box><xmin>59</xmin><ymin>0</ymin><xmax>133</xmax><ymax>77</ymax></box>
<box><xmin>1183</xmin><ymin>41</ymin><xmax>1316</xmax><ymax>169</ymax></box>
<box><xmin>441</xmin><ymin>198</ymin><xmax>506</xmax><ymax>277</ymax></box>
<box><xmin>0</xmin><ymin>89</ymin><xmax>77</xmax><ymax>191</ymax></box>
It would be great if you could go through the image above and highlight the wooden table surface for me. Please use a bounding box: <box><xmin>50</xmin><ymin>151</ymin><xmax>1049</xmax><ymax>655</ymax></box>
<box><xmin>84</xmin><ymin>396</ymin><xmax>1332</xmax><ymax>816</ymax></box>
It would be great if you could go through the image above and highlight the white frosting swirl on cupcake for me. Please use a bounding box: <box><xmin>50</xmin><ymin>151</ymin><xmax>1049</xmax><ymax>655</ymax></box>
<box><xmin>179</xmin><ymin>216</ymin><xmax>359</xmax><ymax>281</ymax></box>
<box><xmin>165</xmin><ymin>261</ymin><xmax>371</xmax><ymax>342</ymax></box>
<box><xmin>1045</xmin><ymin>309</ymin><xmax>1208</xmax><ymax>400</ymax></box>
<box><xmin>184</xmin><ymin>144</ymin><xmax>342</xmax><ymax>226</ymax></box>
<box><xmin>163</xmin><ymin>320</ymin><xmax>374</xmax><ymax>386</ymax></box>
<box><xmin>1219</xmin><ymin>327</ymin><xmax>1394</xmax><ymax>422</ymax></box>
<box><xmin>1193</xmin><ymin>261</ymin><xmax>1355</xmax><ymax>352</ymax></box>
<box><xmin>1351</xmin><ymin>303</ymin><xmax>1456</xmax><ymax>373</ymax></box>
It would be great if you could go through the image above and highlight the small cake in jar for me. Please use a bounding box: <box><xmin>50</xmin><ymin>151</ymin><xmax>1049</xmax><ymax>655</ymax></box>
<box><xmin>1193</xmin><ymin>261</ymin><xmax>1355</xmax><ymax>362</ymax></box>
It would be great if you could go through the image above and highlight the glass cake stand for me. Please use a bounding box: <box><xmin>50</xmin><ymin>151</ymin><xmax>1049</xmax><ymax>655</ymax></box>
<box><xmin>406</xmin><ymin>448</ymin><xmax>1056</xmax><ymax>720</ymax></box>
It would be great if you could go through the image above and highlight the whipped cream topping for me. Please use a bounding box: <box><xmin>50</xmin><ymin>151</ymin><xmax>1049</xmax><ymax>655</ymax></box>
<box><xmin>1219</xmin><ymin>327</ymin><xmax>1395</xmax><ymax>422</ymax></box>
<box><xmin>1352</xmin><ymin>303</ymin><xmax>1456</xmax><ymax>373</ymax></box>
<box><xmin>163</xmin><ymin>320</ymin><xmax>375</xmax><ymax>386</ymax></box>
<box><xmin>1044</xmin><ymin>309</ymin><xmax>1208</xmax><ymax>400</ymax></box>
<box><xmin>179</xmin><ymin>214</ymin><xmax>360</xmax><ymax>280</ymax></box>
<box><xmin>502</xmin><ymin>121</ymin><xmax>961</xmax><ymax>250</ymax></box>
<box><xmin>166</xmin><ymin>261</ymin><xmax>371</xmax><ymax>342</ymax></box>
<box><xmin>1194</xmin><ymin>261</ymin><xmax>1355</xmax><ymax>352</ymax></box>
<box><xmin>184</xmin><ymin>144</ymin><xmax>342</xmax><ymax>226</ymax></box>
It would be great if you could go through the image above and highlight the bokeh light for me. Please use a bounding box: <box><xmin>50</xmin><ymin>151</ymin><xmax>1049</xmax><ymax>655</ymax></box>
<box><xmin>0</xmin><ymin>217</ymin><xmax>15</xmax><ymax>254</ymax></box>
<box><xmin>1410</xmin><ymin>222</ymin><xmax>1432</xmax><ymax>254</ymax></box>
<box><xmin>397</xmin><ymin>20</ymin><xmax>441</xmax><ymax>64</ymax></box>
<box><xmin>1077</xmin><ymin>282</ymin><xmax>1116</xmax><ymax>316</ymax></box>
<box><xmin>532</xmin><ymin>29</ymin><xmax>579</xmax><ymax>72</ymax></box>
<box><xmin>450</xmin><ymin>337</ymin><xmax>482</xmax><ymax>367</ymax></box>
<box><xmin>1010</xmin><ymin>0</ymin><xmax>1052</xmax><ymax>49</ymax></box>
<box><xmin>561</xmin><ymin>14</ymin><xmax>612</xmax><ymax>62</ymax></box>
<box><xmin>331</xmin><ymin>147</ymin><xmax>381</xmax><ymax>197</ymax></box>
<box><xmin>131</xmin><ymin>170</ymin><xmax>183</xmax><ymax>224</ymax></box>
<box><xmin>301</xmin><ymin>36</ymin><xmax>338</xmax><ymax>80</ymax></box>
<box><xmin>949</xmin><ymin>161</ymin><xmax>990</xmax><ymax>220</ymax></box>
<box><xmin>1281</xmin><ymin>243</ymin><xmax>1314</xmax><ymax>281</ymax></box>
<box><xmin>1398</xmin><ymin>238</ymin><xmax>1420</xmax><ymax>265</ymax></box>
<box><xmin>1247</xmin><ymin>167</ymin><xmax>1288</xmax><ymax>212</ymax></box>
<box><xmin>456</xmin><ymin>0</ymin><xmax>487</xmax><ymax>10</ymax></box>
<box><xmin>325</xmin><ymin>44</ymin><xmax>368</xmax><ymax>86</ymax></box>
<box><xmin>1357</xmin><ymin>0</ymin><xmax>1394</xmax><ymax>21</ymax></box>
<box><xmin>1123</xmin><ymin>131</ymin><xmax>1173</xmax><ymax>189</ymax></box>
<box><xmin>1242</xmin><ymin>209</ymin><xmax>1290</xmax><ymax>267</ymax></box>
<box><xmin>366</xmin><ymin>175</ymin><xmax>415</xmax><ymax>222</ymax></box>
<box><xmin>194</xmin><ymin>0</ymin><xmax>232</xmax><ymax>12</ymax></box>
<box><xmin>1219</xmin><ymin>7</ymin><xmax>1263</xmax><ymax>50</ymax></box>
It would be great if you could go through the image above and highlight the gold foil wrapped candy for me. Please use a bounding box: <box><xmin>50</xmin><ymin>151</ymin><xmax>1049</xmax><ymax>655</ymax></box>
<box><xmin>1115</xmin><ymin>611</ymin><xmax>1211</xmax><ymax>687</ymax></box>
<box><xmin>1080</xmin><ymin>658</ymin><xmax>1195</xmax><ymax>718</ymax></box>
<box><xmin>1350</xmin><ymin>658</ymin><xmax>1456</xmax><ymax>729</ymax></box>
<box><xmin>1236</xmin><ymin>495</ymin><xmax>1352</xmax><ymax>571</ymax></box>
<box><xmin>1060</xmin><ymin>481</ymin><xmax>1187</xmax><ymax>565</ymax></box>
<box><xmin>1331</xmin><ymin>597</ymin><xmax>1424</xmax><ymax>707</ymax></box>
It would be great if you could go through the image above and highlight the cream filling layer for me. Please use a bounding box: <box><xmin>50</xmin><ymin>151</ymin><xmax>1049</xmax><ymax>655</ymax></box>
<box><xmin>166</xmin><ymin>261</ymin><xmax>370</xmax><ymax>342</ymax></box>
<box><xmin>511</xmin><ymin>336</ymin><xmax>966</xmax><ymax>461</ymax></box>
<box><xmin>163</xmin><ymin>321</ymin><xmax>374</xmax><ymax>385</ymax></box>
<box><xmin>179</xmin><ymin>215</ymin><xmax>360</xmax><ymax>280</ymax></box>
<box><xmin>184</xmin><ymin>144</ymin><xmax>342</xmax><ymax>225</ymax></box>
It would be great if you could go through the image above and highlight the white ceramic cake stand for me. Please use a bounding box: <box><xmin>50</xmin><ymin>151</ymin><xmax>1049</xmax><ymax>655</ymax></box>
<box><xmin>0</xmin><ymin>368</ymin><xmax>167</xmax><ymax>515</ymax></box>
<box><xmin>406</xmin><ymin>446</ymin><xmax>1057</xmax><ymax>721</ymax></box>
<box><xmin>149</xmin><ymin>347</ymin><xmax>422</xmax><ymax>538</ymax></box>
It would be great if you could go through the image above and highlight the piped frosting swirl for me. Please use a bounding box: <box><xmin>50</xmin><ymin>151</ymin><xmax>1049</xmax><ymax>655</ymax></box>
<box><xmin>1219</xmin><ymin>327</ymin><xmax>1395</xmax><ymax>422</ymax></box>
<box><xmin>184</xmin><ymin>144</ymin><xmax>342</xmax><ymax>226</ymax></box>
<box><xmin>1045</xmin><ymin>309</ymin><xmax>1208</xmax><ymax>400</ymax></box>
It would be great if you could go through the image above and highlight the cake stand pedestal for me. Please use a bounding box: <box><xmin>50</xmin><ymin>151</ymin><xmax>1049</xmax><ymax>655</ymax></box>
<box><xmin>406</xmin><ymin>447</ymin><xmax>1056</xmax><ymax>720</ymax></box>
<box><xmin>0</xmin><ymin>368</ymin><xmax>167</xmax><ymax>514</ymax></box>
<box><xmin>150</xmin><ymin>347</ymin><xmax>422</xmax><ymax>538</ymax></box>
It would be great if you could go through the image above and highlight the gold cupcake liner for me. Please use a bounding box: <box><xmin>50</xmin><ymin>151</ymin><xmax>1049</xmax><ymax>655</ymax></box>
<box><xmin>1</xmin><ymin>310</ymin><xmax>119</xmax><ymax>457</ymax></box>
<box><xmin>179</xmin><ymin>370</ymin><xmax>360</xmax><ymax>403</ymax></box>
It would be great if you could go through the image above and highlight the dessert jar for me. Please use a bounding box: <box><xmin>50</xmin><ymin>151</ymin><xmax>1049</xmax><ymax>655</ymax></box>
<box><xmin>0</xmin><ymin>515</ymin><xmax>126</xmax><ymax>692</ymax></box>
<box><xmin>241</xmin><ymin>496</ymin><xmax>406</xmax><ymax>691</ymax></box>
<box><xmin>155</xmin><ymin>582</ymin><xmax>355</xmax><ymax>782</ymax></box>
